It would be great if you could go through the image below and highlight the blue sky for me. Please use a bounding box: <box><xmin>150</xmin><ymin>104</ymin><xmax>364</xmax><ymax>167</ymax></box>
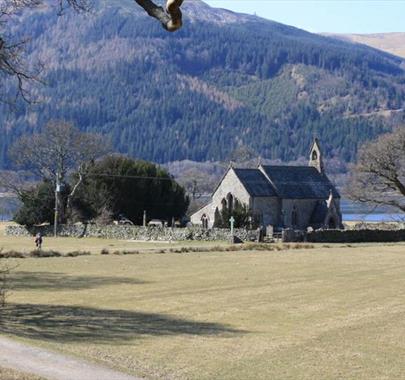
<box><xmin>204</xmin><ymin>1</ymin><xmax>405</xmax><ymax>34</ymax></box>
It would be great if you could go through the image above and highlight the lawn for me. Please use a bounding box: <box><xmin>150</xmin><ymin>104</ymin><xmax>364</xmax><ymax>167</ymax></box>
<box><xmin>1</xmin><ymin>239</ymin><xmax>405</xmax><ymax>379</ymax></box>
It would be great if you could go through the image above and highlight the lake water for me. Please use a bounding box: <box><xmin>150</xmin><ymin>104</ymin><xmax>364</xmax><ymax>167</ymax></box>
<box><xmin>0</xmin><ymin>200</ymin><xmax>403</xmax><ymax>223</ymax></box>
<box><xmin>341</xmin><ymin>199</ymin><xmax>404</xmax><ymax>222</ymax></box>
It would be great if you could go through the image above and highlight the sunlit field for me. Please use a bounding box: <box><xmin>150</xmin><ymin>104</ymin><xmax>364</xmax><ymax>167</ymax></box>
<box><xmin>1</xmin><ymin>233</ymin><xmax>405</xmax><ymax>379</ymax></box>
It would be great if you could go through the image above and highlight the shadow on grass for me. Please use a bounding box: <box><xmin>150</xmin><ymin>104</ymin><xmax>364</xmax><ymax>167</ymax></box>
<box><xmin>0</xmin><ymin>303</ymin><xmax>244</xmax><ymax>343</ymax></box>
<box><xmin>8</xmin><ymin>271</ymin><xmax>147</xmax><ymax>291</ymax></box>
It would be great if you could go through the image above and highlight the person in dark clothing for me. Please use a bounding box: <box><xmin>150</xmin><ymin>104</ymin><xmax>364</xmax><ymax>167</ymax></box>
<box><xmin>35</xmin><ymin>233</ymin><xmax>43</xmax><ymax>249</ymax></box>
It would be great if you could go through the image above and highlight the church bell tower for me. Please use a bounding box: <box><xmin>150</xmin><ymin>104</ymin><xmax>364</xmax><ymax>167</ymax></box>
<box><xmin>309</xmin><ymin>138</ymin><xmax>324</xmax><ymax>174</ymax></box>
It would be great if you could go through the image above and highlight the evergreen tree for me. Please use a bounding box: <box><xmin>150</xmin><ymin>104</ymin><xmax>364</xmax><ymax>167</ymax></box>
<box><xmin>72</xmin><ymin>155</ymin><xmax>189</xmax><ymax>224</ymax></box>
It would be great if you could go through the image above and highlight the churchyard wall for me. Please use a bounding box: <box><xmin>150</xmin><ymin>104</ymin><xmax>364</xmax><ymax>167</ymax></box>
<box><xmin>5</xmin><ymin>224</ymin><xmax>258</xmax><ymax>242</ymax></box>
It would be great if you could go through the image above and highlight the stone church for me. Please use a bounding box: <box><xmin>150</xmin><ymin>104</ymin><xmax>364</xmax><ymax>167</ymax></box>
<box><xmin>191</xmin><ymin>139</ymin><xmax>342</xmax><ymax>231</ymax></box>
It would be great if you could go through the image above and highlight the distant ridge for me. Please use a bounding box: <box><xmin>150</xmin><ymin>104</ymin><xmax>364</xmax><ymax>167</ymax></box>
<box><xmin>324</xmin><ymin>32</ymin><xmax>405</xmax><ymax>59</ymax></box>
<box><xmin>1</xmin><ymin>0</ymin><xmax>405</xmax><ymax>168</ymax></box>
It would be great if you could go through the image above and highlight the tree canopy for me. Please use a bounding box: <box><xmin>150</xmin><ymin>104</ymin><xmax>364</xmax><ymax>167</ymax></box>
<box><xmin>72</xmin><ymin>155</ymin><xmax>189</xmax><ymax>224</ymax></box>
<box><xmin>11</xmin><ymin>155</ymin><xmax>189</xmax><ymax>226</ymax></box>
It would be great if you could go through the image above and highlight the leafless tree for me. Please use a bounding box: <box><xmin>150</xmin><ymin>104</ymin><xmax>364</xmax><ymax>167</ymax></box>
<box><xmin>347</xmin><ymin>127</ymin><xmax>405</xmax><ymax>213</ymax></box>
<box><xmin>0</xmin><ymin>0</ymin><xmax>184</xmax><ymax>101</ymax></box>
<box><xmin>0</xmin><ymin>170</ymin><xmax>30</xmax><ymax>197</ymax></box>
<box><xmin>7</xmin><ymin>120</ymin><xmax>111</xmax><ymax>218</ymax></box>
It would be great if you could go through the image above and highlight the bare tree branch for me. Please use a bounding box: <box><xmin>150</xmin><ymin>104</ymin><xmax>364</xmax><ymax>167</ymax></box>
<box><xmin>347</xmin><ymin>127</ymin><xmax>405</xmax><ymax>213</ymax></box>
<box><xmin>1</xmin><ymin>0</ymin><xmax>184</xmax><ymax>102</ymax></box>
<box><xmin>8</xmin><ymin>121</ymin><xmax>111</xmax><ymax>222</ymax></box>
<box><xmin>135</xmin><ymin>0</ymin><xmax>183</xmax><ymax>32</ymax></box>
<box><xmin>9</xmin><ymin>121</ymin><xmax>111</xmax><ymax>184</ymax></box>
<box><xmin>0</xmin><ymin>170</ymin><xmax>34</xmax><ymax>198</ymax></box>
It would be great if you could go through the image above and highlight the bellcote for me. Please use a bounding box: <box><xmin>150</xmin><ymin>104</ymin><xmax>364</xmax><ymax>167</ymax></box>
<box><xmin>309</xmin><ymin>138</ymin><xmax>324</xmax><ymax>174</ymax></box>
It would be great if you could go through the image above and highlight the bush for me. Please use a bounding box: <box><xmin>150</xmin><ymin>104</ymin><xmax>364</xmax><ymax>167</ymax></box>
<box><xmin>0</xmin><ymin>250</ymin><xmax>91</xmax><ymax>259</ymax></box>
<box><xmin>213</xmin><ymin>197</ymin><xmax>257</xmax><ymax>229</ymax></box>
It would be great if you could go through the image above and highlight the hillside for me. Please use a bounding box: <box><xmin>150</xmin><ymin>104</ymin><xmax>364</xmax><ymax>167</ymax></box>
<box><xmin>329</xmin><ymin>33</ymin><xmax>405</xmax><ymax>59</ymax></box>
<box><xmin>1</xmin><ymin>0</ymin><xmax>405</xmax><ymax>168</ymax></box>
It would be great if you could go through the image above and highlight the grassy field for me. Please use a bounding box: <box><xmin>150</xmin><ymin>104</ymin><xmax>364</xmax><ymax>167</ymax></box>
<box><xmin>1</xmin><ymin>234</ymin><xmax>405</xmax><ymax>379</ymax></box>
<box><xmin>0</xmin><ymin>222</ymin><xmax>229</xmax><ymax>254</ymax></box>
<box><xmin>0</xmin><ymin>367</ymin><xmax>44</xmax><ymax>380</ymax></box>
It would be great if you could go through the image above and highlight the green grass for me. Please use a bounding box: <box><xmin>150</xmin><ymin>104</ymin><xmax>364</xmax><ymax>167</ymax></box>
<box><xmin>1</xmin><ymin>240</ymin><xmax>405</xmax><ymax>379</ymax></box>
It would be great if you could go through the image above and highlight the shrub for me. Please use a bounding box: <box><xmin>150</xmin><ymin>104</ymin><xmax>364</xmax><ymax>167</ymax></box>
<box><xmin>64</xmin><ymin>251</ymin><xmax>91</xmax><ymax>257</ymax></box>
<box><xmin>0</xmin><ymin>250</ymin><xmax>91</xmax><ymax>259</ymax></box>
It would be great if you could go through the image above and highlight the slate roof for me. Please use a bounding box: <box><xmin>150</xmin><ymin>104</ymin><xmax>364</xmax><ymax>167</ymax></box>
<box><xmin>260</xmin><ymin>165</ymin><xmax>340</xmax><ymax>199</ymax></box>
<box><xmin>233</xmin><ymin>168</ymin><xmax>278</xmax><ymax>197</ymax></box>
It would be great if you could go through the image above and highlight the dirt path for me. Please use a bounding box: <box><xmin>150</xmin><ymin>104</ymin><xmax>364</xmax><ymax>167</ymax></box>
<box><xmin>0</xmin><ymin>336</ymin><xmax>142</xmax><ymax>380</ymax></box>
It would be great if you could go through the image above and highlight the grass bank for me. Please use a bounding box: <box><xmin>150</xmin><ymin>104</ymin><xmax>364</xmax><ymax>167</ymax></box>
<box><xmin>1</xmin><ymin>242</ymin><xmax>405</xmax><ymax>379</ymax></box>
<box><xmin>0</xmin><ymin>366</ymin><xmax>44</xmax><ymax>380</ymax></box>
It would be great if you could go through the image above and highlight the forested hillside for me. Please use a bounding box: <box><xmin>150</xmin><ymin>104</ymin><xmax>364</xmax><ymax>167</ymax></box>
<box><xmin>1</xmin><ymin>0</ymin><xmax>405</xmax><ymax>168</ymax></box>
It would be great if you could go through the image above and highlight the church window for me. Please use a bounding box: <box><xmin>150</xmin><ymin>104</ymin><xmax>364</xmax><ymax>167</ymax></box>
<box><xmin>201</xmin><ymin>214</ymin><xmax>209</xmax><ymax>229</ymax></box>
<box><xmin>312</xmin><ymin>150</ymin><xmax>318</xmax><ymax>161</ymax></box>
<box><xmin>227</xmin><ymin>193</ymin><xmax>234</xmax><ymax>213</ymax></box>
<box><xmin>292</xmin><ymin>206</ymin><xmax>298</xmax><ymax>227</ymax></box>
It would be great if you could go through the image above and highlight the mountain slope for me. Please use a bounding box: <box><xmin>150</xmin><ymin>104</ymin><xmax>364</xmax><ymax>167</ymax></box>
<box><xmin>1</xmin><ymin>0</ymin><xmax>405</xmax><ymax>168</ymax></box>
<box><xmin>328</xmin><ymin>33</ymin><xmax>405</xmax><ymax>59</ymax></box>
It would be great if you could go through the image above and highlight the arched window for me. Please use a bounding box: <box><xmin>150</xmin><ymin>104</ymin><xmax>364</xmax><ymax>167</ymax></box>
<box><xmin>221</xmin><ymin>198</ymin><xmax>227</xmax><ymax>211</ymax></box>
<box><xmin>291</xmin><ymin>206</ymin><xmax>298</xmax><ymax>227</ymax></box>
<box><xmin>226</xmin><ymin>193</ymin><xmax>234</xmax><ymax>213</ymax></box>
<box><xmin>201</xmin><ymin>214</ymin><xmax>209</xmax><ymax>229</ymax></box>
<box><xmin>214</xmin><ymin>208</ymin><xmax>221</xmax><ymax>227</ymax></box>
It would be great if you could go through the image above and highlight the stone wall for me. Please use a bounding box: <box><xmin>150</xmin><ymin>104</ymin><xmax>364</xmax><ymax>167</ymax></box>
<box><xmin>282</xmin><ymin>228</ymin><xmax>405</xmax><ymax>243</ymax></box>
<box><xmin>5</xmin><ymin>224</ymin><xmax>259</xmax><ymax>242</ymax></box>
<box><xmin>307</xmin><ymin>229</ymin><xmax>405</xmax><ymax>243</ymax></box>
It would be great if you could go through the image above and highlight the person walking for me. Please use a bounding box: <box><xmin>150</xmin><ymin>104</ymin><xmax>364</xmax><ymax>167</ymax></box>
<box><xmin>34</xmin><ymin>233</ymin><xmax>43</xmax><ymax>249</ymax></box>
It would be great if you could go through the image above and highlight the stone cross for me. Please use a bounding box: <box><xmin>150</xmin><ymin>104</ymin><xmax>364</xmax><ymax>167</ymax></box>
<box><xmin>229</xmin><ymin>216</ymin><xmax>235</xmax><ymax>236</ymax></box>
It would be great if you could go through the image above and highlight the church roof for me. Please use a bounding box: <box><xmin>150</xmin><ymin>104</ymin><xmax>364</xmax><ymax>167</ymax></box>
<box><xmin>260</xmin><ymin>165</ymin><xmax>340</xmax><ymax>199</ymax></box>
<box><xmin>233</xmin><ymin>168</ymin><xmax>278</xmax><ymax>197</ymax></box>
